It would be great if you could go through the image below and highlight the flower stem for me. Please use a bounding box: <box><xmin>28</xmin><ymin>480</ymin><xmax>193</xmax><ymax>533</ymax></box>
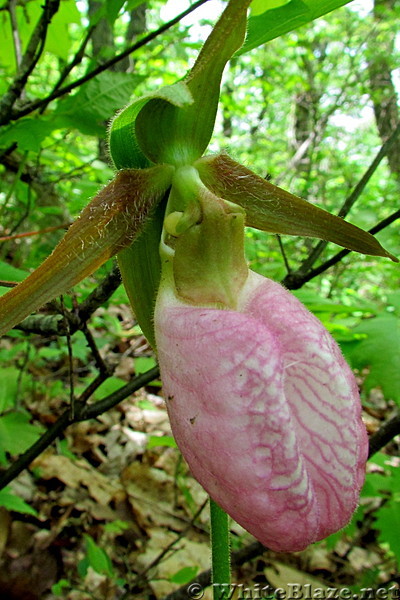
<box><xmin>210</xmin><ymin>497</ymin><xmax>231</xmax><ymax>600</ymax></box>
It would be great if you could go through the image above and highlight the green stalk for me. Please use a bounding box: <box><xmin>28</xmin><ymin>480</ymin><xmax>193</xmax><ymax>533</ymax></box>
<box><xmin>210</xmin><ymin>498</ymin><xmax>231</xmax><ymax>600</ymax></box>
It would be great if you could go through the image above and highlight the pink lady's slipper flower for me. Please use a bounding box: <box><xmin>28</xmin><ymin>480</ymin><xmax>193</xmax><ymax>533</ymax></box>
<box><xmin>154</xmin><ymin>166</ymin><xmax>369</xmax><ymax>553</ymax></box>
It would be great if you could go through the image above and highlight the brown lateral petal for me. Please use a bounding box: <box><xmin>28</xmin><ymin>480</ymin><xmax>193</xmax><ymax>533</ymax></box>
<box><xmin>0</xmin><ymin>165</ymin><xmax>173</xmax><ymax>335</ymax></box>
<box><xmin>195</xmin><ymin>154</ymin><xmax>397</xmax><ymax>262</ymax></box>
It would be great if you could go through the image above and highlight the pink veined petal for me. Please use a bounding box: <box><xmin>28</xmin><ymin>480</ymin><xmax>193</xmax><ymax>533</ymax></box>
<box><xmin>154</xmin><ymin>270</ymin><xmax>368</xmax><ymax>552</ymax></box>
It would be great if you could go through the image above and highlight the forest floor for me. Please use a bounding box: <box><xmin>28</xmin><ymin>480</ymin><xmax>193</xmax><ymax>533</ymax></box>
<box><xmin>0</xmin><ymin>302</ymin><xmax>398</xmax><ymax>600</ymax></box>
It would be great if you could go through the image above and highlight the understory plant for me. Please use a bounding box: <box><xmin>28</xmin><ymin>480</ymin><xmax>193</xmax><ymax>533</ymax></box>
<box><xmin>0</xmin><ymin>0</ymin><xmax>397</xmax><ymax>594</ymax></box>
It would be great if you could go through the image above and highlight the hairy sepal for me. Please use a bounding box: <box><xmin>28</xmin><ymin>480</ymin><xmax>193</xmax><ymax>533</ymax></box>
<box><xmin>195</xmin><ymin>154</ymin><xmax>397</xmax><ymax>261</ymax></box>
<box><xmin>154</xmin><ymin>270</ymin><xmax>368</xmax><ymax>552</ymax></box>
<box><xmin>0</xmin><ymin>165</ymin><xmax>173</xmax><ymax>335</ymax></box>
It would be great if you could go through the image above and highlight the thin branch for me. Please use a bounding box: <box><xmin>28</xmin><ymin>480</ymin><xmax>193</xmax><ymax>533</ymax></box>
<box><xmin>0</xmin><ymin>223</ymin><xmax>70</xmax><ymax>243</ymax></box>
<box><xmin>9</xmin><ymin>0</ymin><xmax>211</xmax><ymax>123</ymax></box>
<box><xmin>13</xmin><ymin>263</ymin><xmax>122</xmax><ymax>335</ymax></box>
<box><xmin>0</xmin><ymin>0</ymin><xmax>60</xmax><ymax>125</ymax></box>
<box><xmin>0</xmin><ymin>365</ymin><xmax>160</xmax><ymax>490</ymax></box>
<box><xmin>283</xmin><ymin>208</ymin><xmax>400</xmax><ymax>289</ymax></box>
<box><xmin>276</xmin><ymin>235</ymin><xmax>291</xmax><ymax>274</ymax></box>
<box><xmin>368</xmin><ymin>414</ymin><xmax>400</xmax><ymax>458</ymax></box>
<box><xmin>8</xmin><ymin>0</ymin><xmax>23</xmax><ymax>69</ymax></box>
<box><xmin>38</xmin><ymin>23</ymin><xmax>97</xmax><ymax>115</ymax></box>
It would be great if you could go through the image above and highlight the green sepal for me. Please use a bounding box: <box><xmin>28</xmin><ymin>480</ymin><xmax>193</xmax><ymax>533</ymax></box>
<box><xmin>0</xmin><ymin>165</ymin><xmax>174</xmax><ymax>336</ymax></box>
<box><xmin>135</xmin><ymin>0</ymin><xmax>251</xmax><ymax>166</ymax></box>
<box><xmin>117</xmin><ymin>196</ymin><xmax>168</xmax><ymax>349</ymax></box>
<box><xmin>162</xmin><ymin>166</ymin><xmax>248</xmax><ymax>309</ymax></box>
<box><xmin>195</xmin><ymin>153</ymin><xmax>398</xmax><ymax>262</ymax></box>
<box><xmin>109</xmin><ymin>82</ymin><xmax>194</xmax><ymax>169</ymax></box>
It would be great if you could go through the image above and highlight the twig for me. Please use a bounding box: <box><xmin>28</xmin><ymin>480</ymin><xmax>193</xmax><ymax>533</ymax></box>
<box><xmin>39</xmin><ymin>24</ymin><xmax>97</xmax><ymax>112</ymax></box>
<box><xmin>276</xmin><ymin>235</ymin><xmax>291</xmax><ymax>274</ymax></box>
<box><xmin>9</xmin><ymin>0</ymin><xmax>211</xmax><ymax>122</ymax></box>
<box><xmin>82</xmin><ymin>322</ymin><xmax>111</xmax><ymax>376</ymax></box>
<box><xmin>0</xmin><ymin>223</ymin><xmax>70</xmax><ymax>242</ymax></box>
<box><xmin>0</xmin><ymin>365</ymin><xmax>160</xmax><ymax>490</ymax></box>
<box><xmin>368</xmin><ymin>414</ymin><xmax>400</xmax><ymax>458</ymax></box>
<box><xmin>8</xmin><ymin>0</ymin><xmax>23</xmax><ymax>69</ymax></box>
<box><xmin>13</xmin><ymin>263</ymin><xmax>122</xmax><ymax>335</ymax></box>
<box><xmin>0</xmin><ymin>0</ymin><xmax>60</xmax><ymax>125</ymax></box>
<box><xmin>283</xmin><ymin>208</ymin><xmax>400</xmax><ymax>289</ymax></box>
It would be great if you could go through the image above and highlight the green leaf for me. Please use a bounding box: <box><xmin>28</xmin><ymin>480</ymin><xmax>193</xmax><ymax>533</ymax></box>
<box><xmin>51</xmin><ymin>579</ymin><xmax>71</xmax><ymax>595</ymax></box>
<box><xmin>83</xmin><ymin>534</ymin><xmax>115</xmax><ymax>577</ymax></box>
<box><xmin>134</xmin><ymin>356</ymin><xmax>157</xmax><ymax>374</ymax></box>
<box><xmin>105</xmin><ymin>0</ymin><xmax>126</xmax><ymax>24</ymax></box>
<box><xmin>348</xmin><ymin>315</ymin><xmax>400</xmax><ymax>404</ymax></box>
<box><xmin>126</xmin><ymin>0</ymin><xmax>146</xmax><ymax>9</ymax></box>
<box><xmin>239</xmin><ymin>0</ymin><xmax>352</xmax><ymax>54</ymax></box>
<box><xmin>93</xmin><ymin>376</ymin><xmax>128</xmax><ymax>400</ymax></box>
<box><xmin>0</xmin><ymin>118</ymin><xmax>54</xmax><ymax>152</ymax></box>
<box><xmin>0</xmin><ymin>412</ymin><xmax>44</xmax><ymax>456</ymax></box>
<box><xmin>251</xmin><ymin>0</ymin><xmax>291</xmax><ymax>13</ymax></box>
<box><xmin>0</xmin><ymin>367</ymin><xmax>29</xmax><ymax>413</ymax></box>
<box><xmin>55</xmin><ymin>72</ymin><xmax>142</xmax><ymax>136</ymax></box>
<box><xmin>0</xmin><ymin>487</ymin><xmax>37</xmax><ymax>516</ymax></box>
<box><xmin>147</xmin><ymin>435</ymin><xmax>177</xmax><ymax>449</ymax></box>
<box><xmin>104</xmin><ymin>520</ymin><xmax>130</xmax><ymax>534</ymax></box>
<box><xmin>45</xmin><ymin>0</ymin><xmax>81</xmax><ymax>60</ymax></box>
<box><xmin>170</xmin><ymin>566</ymin><xmax>199</xmax><ymax>585</ymax></box>
<box><xmin>374</xmin><ymin>498</ymin><xmax>400</xmax><ymax>566</ymax></box>
<box><xmin>0</xmin><ymin>261</ymin><xmax>28</xmax><ymax>294</ymax></box>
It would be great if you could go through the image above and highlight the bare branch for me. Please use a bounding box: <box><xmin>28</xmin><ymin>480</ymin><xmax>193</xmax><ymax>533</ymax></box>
<box><xmin>8</xmin><ymin>0</ymin><xmax>23</xmax><ymax>69</ymax></box>
<box><xmin>0</xmin><ymin>0</ymin><xmax>61</xmax><ymax>125</ymax></box>
<box><xmin>368</xmin><ymin>413</ymin><xmax>400</xmax><ymax>458</ymax></box>
<box><xmin>13</xmin><ymin>263</ymin><xmax>122</xmax><ymax>335</ymax></box>
<box><xmin>9</xmin><ymin>0</ymin><xmax>211</xmax><ymax>123</ymax></box>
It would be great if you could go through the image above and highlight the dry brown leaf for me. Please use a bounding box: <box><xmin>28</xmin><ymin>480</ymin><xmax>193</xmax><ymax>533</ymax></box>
<box><xmin>32</xmin><ymin>452</ymin><xmax>122</xmax><ymax>505</ymax></box>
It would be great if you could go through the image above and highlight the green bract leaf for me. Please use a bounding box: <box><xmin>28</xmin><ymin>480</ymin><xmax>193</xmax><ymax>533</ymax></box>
<box><xmin>195</xmin><ymin>153</ymin><xmax>398</xmax><ymax>261</ymax></box>
<box><xmin>109</xmin><ymin>82</ymin><xmax>194</xmax><ymax>169</ymax></box>
<box><xmin>0</xmin><ymin>165</ymin><xmax>174</xmax><ymax>336</ymax></box>
<box><xmin>239</xmin><ymin>0</ymin><xmax>352</xmax><ymax>54</ymax></box>
<box><xmin>135</xmin><ymin>0</ymin><xmax>251</xmax><ymax>166</ymax></box>
<box><xmin>117</xmin><ymin>199</ymin><xmax>167</xmax><ymax>348</ymax></box>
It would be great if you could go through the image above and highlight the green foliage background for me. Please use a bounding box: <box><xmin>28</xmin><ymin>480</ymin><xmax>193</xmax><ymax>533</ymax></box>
<box><xmin>0</xmin><ymin>0</ymin><xmax>399</xmax><ymax>595</ymax></box>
